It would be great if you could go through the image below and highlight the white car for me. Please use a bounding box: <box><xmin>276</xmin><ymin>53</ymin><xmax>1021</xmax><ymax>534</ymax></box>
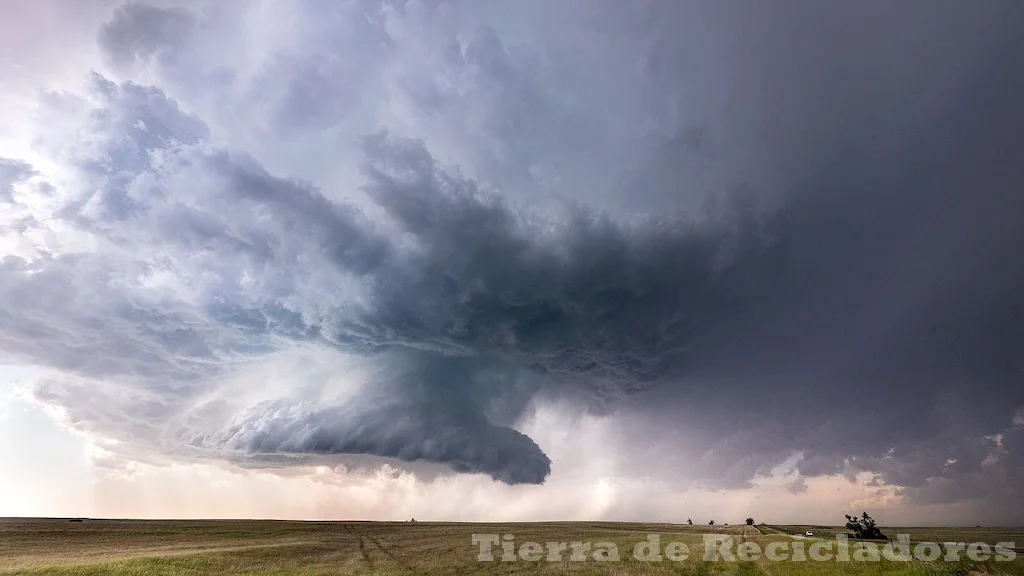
<box><xmin>805</xmin><ymin>531</ymin><xmax>814</xmax><ymax>536</ymax></box>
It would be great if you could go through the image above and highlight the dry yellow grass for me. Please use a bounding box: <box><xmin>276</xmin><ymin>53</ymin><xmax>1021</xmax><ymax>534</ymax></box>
<box><xmin>1</xmin><ymin>518</ymin><xmax>1021</xmax><ymax>575</ymax></box>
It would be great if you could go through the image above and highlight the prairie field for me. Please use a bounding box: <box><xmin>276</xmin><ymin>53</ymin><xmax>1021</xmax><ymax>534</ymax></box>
<box><xmin>1</xmin><ymin>518</ymin><xmax>1021</xmax><ymax>575</ymax></box>
<box><xmin>776</xmin><ymin>526</ymin><xmax>1024</xmax><ymax>548</ymax></box>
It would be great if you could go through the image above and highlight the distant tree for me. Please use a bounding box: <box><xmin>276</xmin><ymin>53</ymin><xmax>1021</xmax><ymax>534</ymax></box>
<box><xmin>687</xmin><ymin>518</ymin><xmax>693</xmax><ymax>525</ymax></box>
<box><xmin>708</xmin><ymin>520</ymin><xmax>715</xmax><ymax>526</ymax></box>
<box><xmin>746</xmin><ymin>518</ymin><xmax>755</xmax><ymax>526</ymax></box>
<box><xmin>845</xmin><ymin>512</ymin><xmax>886</xmax><ymax>540</ymax></box>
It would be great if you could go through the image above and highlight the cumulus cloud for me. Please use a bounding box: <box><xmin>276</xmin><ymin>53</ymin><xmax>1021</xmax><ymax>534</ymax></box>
<box><xmin>98</xmin><ymin>1</ymin><xmax>196</xmax><ymax>75</ymax></box>
<box><xmin>1</xmin><ymin>0</ymin><xmax>1023</xmax><ymax>522</ymax></box>
<box><xmin>0</xmin><ymin>159</ymin><xmax>36</xmax><ymax>203</ymax></box>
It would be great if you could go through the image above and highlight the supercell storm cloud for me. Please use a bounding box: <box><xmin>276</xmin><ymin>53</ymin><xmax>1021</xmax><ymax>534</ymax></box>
<box><xmin>1</xmin><ymin>0</ymin><xmax>1023</xmax><ymax>522</ymax></box>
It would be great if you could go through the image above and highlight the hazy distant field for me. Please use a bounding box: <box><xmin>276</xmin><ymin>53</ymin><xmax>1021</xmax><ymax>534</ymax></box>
<box><xmin>778</xmin><ymin>525</ymin><xmax>1024</xmax><ymax>548</ymax></box>
<box><xmin>1</xmin><ymin>519</ymin><xmax>1021</xmax><ymax>575</ymax></box>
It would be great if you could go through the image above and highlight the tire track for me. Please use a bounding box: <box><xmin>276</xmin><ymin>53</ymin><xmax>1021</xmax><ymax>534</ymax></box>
<box><xmin>343</xmin><ymin>524</ymin><xmax>373</xmax><ymax>568</ymax></box>
<box><xmin>349</xmin><ymin>524</ymin><xmax>425</xmax><ymax>575</ymax></box>
<box><xmin>347</xmin><ymin>524</ymin><xmax>498</xmax><ymax>576</ymax></box>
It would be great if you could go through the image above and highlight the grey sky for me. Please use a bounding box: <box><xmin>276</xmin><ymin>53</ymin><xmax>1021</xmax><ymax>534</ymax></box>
<box><xmin>0</xmin><ymin>0</ymin><xmax>1022</xmax><ymax>524</ymax></box>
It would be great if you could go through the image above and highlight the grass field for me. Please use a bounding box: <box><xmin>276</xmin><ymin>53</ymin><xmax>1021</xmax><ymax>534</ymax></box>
<box><xmin>777</xmin><ymin>526</ymin><xmax>1024</xmax><ymax>548</ymax></box>
<box><xmin>1</xmin><ymin>518</ymin><xmax>1022</xmax><ymax>575</ymax></box>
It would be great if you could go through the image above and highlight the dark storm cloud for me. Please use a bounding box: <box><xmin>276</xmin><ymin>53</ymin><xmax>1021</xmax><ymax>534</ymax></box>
<box><xmin>4</xmin><ymin>0</ymin><xmax>1024</xmax><ymax>514</ymax></box>
<box><xmin>610</xmin><ymin>4</ymin><xmax>1024</xmax><ymax>514</ymax></box>
<box><xmin>353</xmin><ymin>131</ymin><xmax>739</xmax><ymax>395</ymax></box>
<box><xmin>202</xmin><ymin>353</ymin><xmax>551</xmax><ymax>485</ymax></box>
<box><xmin>2</xmin><ymin>70</ymin><xmax>750</xmax><ymax>485</ymax></box>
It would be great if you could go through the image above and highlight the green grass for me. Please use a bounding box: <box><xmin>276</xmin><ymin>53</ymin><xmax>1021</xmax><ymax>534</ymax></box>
<box><xmin>1</xmin><ymin>519</ymin><xmax>1021</xmax><ymax>575</ymax></box>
